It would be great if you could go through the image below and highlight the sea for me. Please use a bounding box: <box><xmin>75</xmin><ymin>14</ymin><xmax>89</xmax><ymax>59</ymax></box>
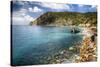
<box><xmin>12</xmin><ymin>25</ymin><xmax>83</xmax><ymax>66</ymax></box>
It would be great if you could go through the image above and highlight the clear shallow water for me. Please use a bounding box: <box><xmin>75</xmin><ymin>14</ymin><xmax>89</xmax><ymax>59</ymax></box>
<box><xmin>12</xmin><ymin>25</ymin><xmax>83</xmax><ymax>66</ymax></box>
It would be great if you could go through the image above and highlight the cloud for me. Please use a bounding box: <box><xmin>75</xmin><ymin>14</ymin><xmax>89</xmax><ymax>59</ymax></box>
<box><xmin>91</xmin><ymin>5</ymin><xmax>97</xmax><ymax>8</ymax></box>
<box><xmin>13</xmin><ymin>1</ymin><xmax>70</xmax><ymax>10</ymax></box>
<box><xmin>78</xmin><ymin>4</ymin><xmax>84</xmax><ymax>7</ymax></box>
<box><xmin>89</xmin><ymin>5</ymin><xmax>97</xmax><ymax>12</ymax></box>
<box><xmin>28</xmin><ymin>7</ymin><xmax>43</xmax><ymax>12</ymax></box>
<box><xmin>34</xmin><ymin>7</ymin><xmax>43</xmax><ymax>12</ymax></box>
<box><xmin>12</xmin><ymin>14</ymin><xmax>34</xmax><ymax>25</ymax></box>
<box><xmin>24</xmin><ymin>15</ymin><xmax>34</xmax><ymax>22</ymax></box>
<box><xmin>12</xmin><ymin>16</ymin><xmax>25</xmax><ymax>25</ymax></box>
<box><xmin>12</xmin><ymin>8</ymin><xmax>34</xmax><ymax>25</ymax></box>
<box><xmin>12</xmin><ymin>1</ymin><xmax>97</xmax><ymax>25</ymax></box>
<box><xmin>28</xmin><ymin>7</ymin><xmax>33</xmax><ymax>12</ymax></box>
<box><xmin>13</xmin><ymin>1</ymin><xmax>28</xmax><ymax>6</ymax></box>
<box><xmin>38</xmin><ymin>2</ymin><xmax>70</xmax><ymax>10</ymax></box>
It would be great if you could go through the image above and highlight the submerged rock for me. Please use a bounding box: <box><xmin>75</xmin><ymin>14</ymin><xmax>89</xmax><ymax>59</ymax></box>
<box><xmin>71</xmin><ymin>28</ymin><xmax>80</xmax><ymax>33</ymax></box>
<box><xmin>69</xmin><ymin>47</ymin><xmax>74</xmax><ymax>51</ymax></box>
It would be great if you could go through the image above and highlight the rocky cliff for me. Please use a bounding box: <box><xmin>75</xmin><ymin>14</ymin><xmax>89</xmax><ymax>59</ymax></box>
<box><xmin>30</xmin><ymin>12</ymin><xmax>97</xmax><ymax>26</ymax></box>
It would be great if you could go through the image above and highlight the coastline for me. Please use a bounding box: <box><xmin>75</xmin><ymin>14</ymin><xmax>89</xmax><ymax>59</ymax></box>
<box><xmin>45</xmin><ymin>26</ymin><xmax>97</xmax><ymax>64</ymax></box>
<box><xmin>75</xmin><ymin>27</ymin><xmax>97</xmax><ymax>62</ymax></box>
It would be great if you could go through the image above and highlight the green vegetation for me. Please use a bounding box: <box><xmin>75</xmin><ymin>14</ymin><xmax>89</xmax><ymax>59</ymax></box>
<box><xmin>30</xmin><ymin>12</ymin><xmax>97</xmax><ymax>26</ymax></box>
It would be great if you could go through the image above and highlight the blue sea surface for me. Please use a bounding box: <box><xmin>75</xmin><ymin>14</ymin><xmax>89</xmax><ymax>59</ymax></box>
<box><xmin>12</xmin><ymin>25</ymin><xmax>83</xmax><ymax>65</ymax></box>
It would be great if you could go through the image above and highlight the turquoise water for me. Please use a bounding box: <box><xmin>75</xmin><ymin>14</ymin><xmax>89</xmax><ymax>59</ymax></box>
<box><xmin>12</xmin><ymin>25</ymin><xmax>83</xmax><ymax>66</ymax></box>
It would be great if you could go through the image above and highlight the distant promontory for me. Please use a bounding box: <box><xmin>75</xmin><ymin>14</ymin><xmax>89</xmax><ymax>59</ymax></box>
<box><xmin>30</xmin><ymin>12</ymin><xmax>97</xmax><ymax>27</ymax></box>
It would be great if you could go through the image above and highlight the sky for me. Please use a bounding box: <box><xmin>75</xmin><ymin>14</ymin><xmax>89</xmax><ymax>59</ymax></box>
<box><xmin>11</xmin><ymin>1</ymin><xmax>97</xmax><ymax>25</ymax></box>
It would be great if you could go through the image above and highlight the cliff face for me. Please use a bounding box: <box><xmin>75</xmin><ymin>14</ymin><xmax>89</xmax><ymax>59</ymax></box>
<box><xmin>30</xmin><ymin>12</ymin><xmax>97</xmax><ymax>26</ymax></box>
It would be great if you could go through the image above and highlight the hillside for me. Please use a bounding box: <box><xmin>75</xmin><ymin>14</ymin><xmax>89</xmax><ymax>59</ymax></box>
<box><xmin>30</xmin><ymin>12</ymin><xmax>97</xmax><ymax>26</ymax></box>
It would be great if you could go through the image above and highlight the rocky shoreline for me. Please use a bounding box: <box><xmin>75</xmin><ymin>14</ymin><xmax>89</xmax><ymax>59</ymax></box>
<box><xmin>75</xmin><ymin>27</ymin><xmax>97</xmax><ymax>62</ymax></box>
<box><xmin>42</xmin><ymin>27</ymin><xmax>97</xmax><ymax>64</ymax></box>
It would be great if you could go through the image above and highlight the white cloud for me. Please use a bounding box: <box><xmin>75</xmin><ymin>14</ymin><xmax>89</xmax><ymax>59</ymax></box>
<box><xmin>78</xmin><ymin>4</ymin><xmax>84</xmax><ymax>7</ymax></box>
<box><xmin>12</xmin><ymin>8</ymin><xmax>34</xmax><ymax>25</ymax></box>
<box><xmin>24</xmin><ymin>15</ymin><xmax>34</xmax><ymax>22</ymax></box>
<box><xmin>91</xmin><ymin>5</ymin><xmax>96</xmax><ymax>8</ymax></box>
<box><xmin>12</xmin><ymin>14</ymin><xmax>34</xmax><ymax>25</ymax></box>
<box><xmin>88</xmin><ymin>5</ymin><xmax>97</xmax><ymax>12</ymax></box>
<box><xmin>12</xmin><ymin>16</ymin><xmax>25</xmax><ymax>25</ymax></box>
<box><xmin>28</xmin><ymin>7</ymin><xmax>43</xmax><ymax>12</ymax></box>
<box><xmin>28</xmin><ymin>7</ymin><xmax>33</xmax><ymax>12</ymax></box>
<box><xmin>34</xmin><ymin>7</ymin><xmax>43</xmax><ymax>12</ymax></box>
<box><xmin>18</xmin><ymin>1</ymin><xmax>25</xmax><ymax>5</ymax></box>
<box><xmin>13</xmin><ymin>8</ymin><xmax>27</xmax><ymax>16</ymax></box>
<box><xmin>14</xmin><ymin>1</ymin><xmax>29</xmax><ymax>5</ymax></box>
<box><xmin>40</xmin><ymin>2</ymin><xmax>70</xmax><ymax>10</ymax></box>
